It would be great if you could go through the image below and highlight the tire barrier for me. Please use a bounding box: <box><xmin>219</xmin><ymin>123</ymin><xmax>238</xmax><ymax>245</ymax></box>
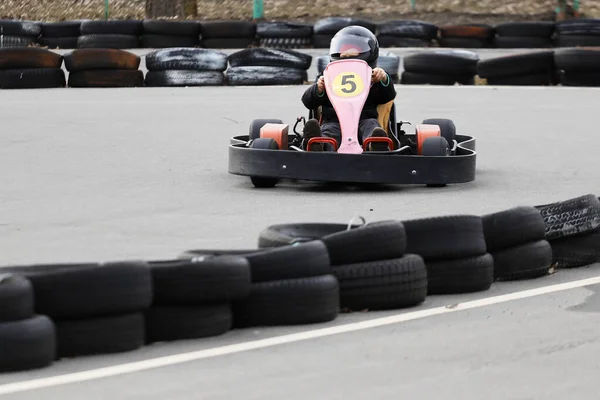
<box><xmin>3</xmin><ymin>18</ymin><xmax>600</xmax><ymax>50</ymax></box>
<box><xmin>2</xmin><ymin>45</ymin><xmax>599</xmax><ymax>88</ymax></box>
<box><xmin>3</xmin><ymin>192</ymin><xmax>600</xmax><ymax>372</ymax></box>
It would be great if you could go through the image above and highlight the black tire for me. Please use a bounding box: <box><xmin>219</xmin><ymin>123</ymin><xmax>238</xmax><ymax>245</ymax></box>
<box><xmin>0</xmin><ymin>68</ymin><xmax>66</xmax><ymax>89</ymax></box>
<box><xmin>256</xmin><ymin>21</ymin><xmax>313</xmax><ymax>38</ymax></box>
<box><xmin>313</xmin><ymin>17</ymin><xmax>377</xmax><ymax>35</ymax></box>
<box><xmin>377</xmin><ymin>36</ymin><xmax>433</xmax><ymax>47</ymax></box>
<box><xmin>80</xmin><ymin>20</ymin><xmax>143</xmax><ymax>35</ymax></box>
<box><xmin>232</xmin><ymin>275</ymin><xmax>339</xmax><ymax>327</ymax></box>
<box><xmin>199</xmin><ymin>21</ymin><xmax>256</xmax><ymax>39</ymax></box>
<box><xmin>68</xmin><ymin>69</ymin><xmax>144</xmax><ymax>87</ymax></box>
<box><xmin>554</xmin><ymin>48</ymin><xmax>600</xmax><ymax>72</ymax></box>
<box><xmin>1</xmin><ymin>261</ymin><xmax>152</xmax><ymax>319</ymax></box>
<box><xmin>558</xmin><ymin>70</ymin><xmax>600</xmax><ymax>87</ymax></box>
<box><xmin>258</xmin><ymin>37</ymin><xmax>312</xmax><ymax>49</ymax></box>
<box><xmin>141</xmin><ymin>34</ymin><xmax>200</xmax><ymax>48</ymax></box>
<box><xmin>0</xmin><ymin>315</ymin><xmax>56</xmax><ymax>372</ymax></box>
<box><xmin>0</xmin><ymin>35</ymin><xmax>38</xmax><ymax>48</ymax></box>
<box><xmin>0</xmin><ymin>20</ymin><xmax>42</xmax><ymax>37</ymax></box>
<box><xmin>249</xmin><ymin>137</ymin><xmax>279</xmax><ymax>188</ymax></box>
<box><xmin>228</xmin><ymin>48</ymin><xmax>312</xmax><ymax>69</ymax></box>
<box><xmin>494</xmin><ymin>21</ymin><xmax>556</xmax><ymax>38</ymax></box>
<box><xmin>178</xmin><ymin>249</ymin><xmax>263</xmax><ymax>259</ymax></box>
<box><xmin>402</xmin><ymin>215</ymin><xmax>487</xmax><ymax>260</ymax></box>
<box><xmin>0</xmin><ymin>47</ymin><xmax>64</xmax><ymax>69</ymax></box>
<box><xmin>493</xmin><ymin>36</ymin><xmax>553</xmax><ymax>48</ymax></box>
<box><xmin>258</xmin><ymin>220</ymin><xmax>408</xmax><ymax>266</ymax></box>
<box><xmin>55</xmin><ymin>313</ymin><xmax>145</xmax><ymax>358</ymax></box>
<box><xmin>425</xmin><ymin>253</ymin><xmax>494</xmax><ymax>294</ymax></box>
<box><xmin>39</xmin><ymin>37</ymin><xmax>79</xmax><ymax>49</ymax></box>
<box><xmin>535</xmin><ymin>194</ymin><xmax>600</xmax><ymax>240</ymax></box>
<box><xmin>377</xmin><ymin>20</ymin><xmax>439</xmax><ymax>40</ymax></box>
<box><xmin>145</xmin><ymin>70</ymin><xmax>224</xmax><ymax>86</ymax></box>
<box><xmin>148</xmin><ymin>256</ymin><xmax>250</xmax><ymax>305</ymax></box>
<box><xmin>401</xmin><ymin>71</ymin><xmax>474</xmax><ymax>85</ymax></box>
<box><xmin>403</xmin><ymin>49</ymin><xmax>480</xmax><ymax>75</ymax></box>
<box><xmin>142</xmin><ymin>20</ymin><xmax>201</xmax><ymax>36</ymax></box>
<box><xmin>40</xmin><ymin>21</ymin><xmax>82</xmax><ymax>37</ymax></box>
<box><xmin>439</xmin><ymin>37</ymin><xmax>489</xmax><ymax>48</ymax></box>
<box><xmin>421</xmin><ymin>136</ymin><xmax>449</xmax><ymax>156</ymax></box>
<box><xmin>64</xmin><ymin>48</ymin><xmax>140</xmax><ymax>71</ymax></box>
<box><xmin>226</xmin><ymin>66</ymin><xmax>307</xmax><ymax>86</ymax></box>
<box><xmin>555</xmin><ymin>18</ymin><xmax>600</xmax><ymax>36</ymax></box>
<box><xmin>0</xmin><ymin>273</ymin><xmax>34</xmax><ymax>322</ymax></box>
<box><xmin>312</xmin><ymin>34</ymin><xmax>335</xmax><ymax>48</ymax></box>
<box><xmin>493</xmin><ymin>240</ymin><xmax>553</xmax><ymax>281</ymax></box>
<box><xmin>555</xmin><ymin>35</ymin><xmax>600</xmax><ymax>47</ymax></box>
<box><xmin>482</xmin><ymin>206</ymin><xmax>547</xmax><ymax>252</ymax></box>
<box><xmin>549</xmin><ymin>229</ymin><xmax>600</xmax><ymax>268</ymax></box>
<box><xmin>77</xmin><ymin>34</ymin><xmax>140</xmax><ymax>49</ymax></box>
<box><xmin>476</xmin><ymin>50</ymin><xmax>555</xmax><ymax>79</ymax></box>
<box><xmin>248</xmin><ymin>118</ymin><xmax>284</xmax><ymax>140</ymax></box>
<box><xmin>200</xmin><ymin>38</ymin><xmax>255</xmax><ymax>49</ymax></box>
<box><xmin>487</xmin><ymin>72</ymin><xmax>555</xmax><ymax>86</ymax></box>
<box><xmin>244</xmin><ymin>240</ymin><xmax>331</xmax><ymax>282</ymax></box>
<box><xmin>145</xmin><ymin>47</ymin><xmax>228</xmax><ymax>71</ymax></box>
<box><xmin>332</xmin><ymin>254</ymin><xmax>427</xmax><ymax>311</ymax></box>
<box><xmin>145</xmin><ymin>304</ymin><xmax>232</xmax><ymax>343</ymax></box>
<box><xmin>421</xmin><ymin>118</ymin><xmax>456</xmax><ymax>145</ymax></box>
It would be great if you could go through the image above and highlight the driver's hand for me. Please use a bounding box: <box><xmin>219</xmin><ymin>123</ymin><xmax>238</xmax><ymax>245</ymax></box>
<box><xmin>372</xmin><ymin>67</ymin><xmax>387</xmax><ymax>83</ymax></box>
<box><xmin>317</xmin><ymin>76</ymin><xmax>325</xmax><ymax>94</ymax></box>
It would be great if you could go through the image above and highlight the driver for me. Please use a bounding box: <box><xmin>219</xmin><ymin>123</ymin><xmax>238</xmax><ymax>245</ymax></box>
<box><xmin>300</xmin><ymin>25</ymin><xmax>396</xmax><ymax>152</ymax></box>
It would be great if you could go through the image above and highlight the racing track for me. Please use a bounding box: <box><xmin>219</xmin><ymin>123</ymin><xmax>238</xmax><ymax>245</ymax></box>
<box><xmin>1</xmin><ymin>80</ymin><xmax>600</xmax><ymax>398</ymax></box>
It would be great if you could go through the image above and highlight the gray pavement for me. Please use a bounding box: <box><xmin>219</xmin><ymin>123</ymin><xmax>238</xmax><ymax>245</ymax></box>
<box><xmin>1</xmin><ymin>83</ymin><xmax>600</xmax><ymax>398</ymax></box>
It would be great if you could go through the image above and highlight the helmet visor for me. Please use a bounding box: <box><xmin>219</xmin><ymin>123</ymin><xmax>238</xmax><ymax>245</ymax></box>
<box><xmin>329</xmin><ymin>35</ymin><xmax>372</xmax><ymax>58</ymax></box>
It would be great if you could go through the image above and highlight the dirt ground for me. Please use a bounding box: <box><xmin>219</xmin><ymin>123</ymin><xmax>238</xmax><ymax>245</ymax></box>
<box><xmin>1</xmin><ymin>0</ymin><xmax>598</xmax><ymax>24</ymax></box>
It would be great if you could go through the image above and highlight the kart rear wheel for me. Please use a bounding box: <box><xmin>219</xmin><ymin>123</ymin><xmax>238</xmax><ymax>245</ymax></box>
<box><xmin>422</xmin><ymin>118</ymin><xmax>456</xmax><ymax>147</ymax></box>
<box><xmin>249</xmin><ymin>118</ymin><xmax>284</xmax><ymax>140</ymax></box>
<box><xmin>249</xmin><ymin>138</ymin><xmax>280</xmax><ymax>188</ymax></box>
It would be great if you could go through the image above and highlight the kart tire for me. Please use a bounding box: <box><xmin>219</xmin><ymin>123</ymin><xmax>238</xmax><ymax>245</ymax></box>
<box><xmin>535</xmin><ymin>194</ymin><xmax>600</xmax><ymax>240</ymax></box>
<box><xmin>249</xmin><ymin>138</ymin><xmax>279</xmax><ymax>188</ymax></box>
<box><xmin>249</xmin><ymin>118</ymin><xmax>284</xmax><ymax>140</ymax></box>
<box><xmin>421</xmin><ymin>118</ymin><xmax>456</xmax><ymax>145</ymax></box>
<box><xmin>421</xmin><ymin>136</ymin><xmax>449</xmax><ymax>156</ymax></box>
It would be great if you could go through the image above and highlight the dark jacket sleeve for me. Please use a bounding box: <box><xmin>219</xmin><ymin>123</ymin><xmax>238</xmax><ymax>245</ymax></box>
<box><xmin>301</xmin><ymin>74</ymin><xmax>328</xmax><ymax>110</ymax></box>
<box><xmin>370</xmin><ymin>72</ymin><xmax>396</xmax><ymax>104</ymax></box>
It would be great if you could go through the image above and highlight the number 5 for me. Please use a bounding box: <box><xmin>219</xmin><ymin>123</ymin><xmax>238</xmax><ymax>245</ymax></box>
<box><xmin>341</xmin><ymin>74</ymin><xmax>357</xmax><ymax>93</ymax></box>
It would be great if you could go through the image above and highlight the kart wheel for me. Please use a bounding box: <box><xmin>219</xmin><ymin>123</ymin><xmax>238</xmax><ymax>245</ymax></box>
<box><xmin>421</xmin><ymin>136</ymin><xmax>450</xmax><ymax>156</ymax></box>
<box><xmin>249</xmin><ymin>138</ymin><xmax>279</xmax><ymax>188</ymax></box>
<box><xmin>249</xmin><ymin>118</ymin><xmax>283</xmax><ymax>140</ymax></box>
<box><xmin>422</xmin><ymin>118</ymin><xmax>456</xmax><ymax>147</ymax></box>
<box><xmin>415</xmin><ymin>124</ymin><xmax>441</xmax><ymax>155</ymax></box>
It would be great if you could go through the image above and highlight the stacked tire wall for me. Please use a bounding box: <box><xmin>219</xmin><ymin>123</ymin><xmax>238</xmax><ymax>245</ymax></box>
<box><xmin>4</xmin><ymin>192</ymin><xmax>600</xmax><ymax>373</ymax></box>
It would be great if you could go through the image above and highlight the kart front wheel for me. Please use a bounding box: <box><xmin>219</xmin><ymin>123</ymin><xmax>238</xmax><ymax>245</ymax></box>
<box><xmin>421</xmin><ymin>136</ymin><xmax>450</xmax><ymax>156</ymax></box>
<box><xmin>249</xmin><ymin>138</ymin><xmax>279</xmax><ymax>188</ymax></box>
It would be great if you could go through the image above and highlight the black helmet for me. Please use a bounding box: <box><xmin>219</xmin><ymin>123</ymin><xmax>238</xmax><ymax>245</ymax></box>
<box><xmin>329</xmin><ymin>25</ymin><xmax>379</xmax><ymax>68</ymax></box>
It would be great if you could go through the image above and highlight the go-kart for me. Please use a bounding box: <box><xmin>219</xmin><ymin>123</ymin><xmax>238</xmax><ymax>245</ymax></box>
<box><xmin>228</xmin><ymin>58</ymin><xmax>476</xmax><ymax>188</ymax></box>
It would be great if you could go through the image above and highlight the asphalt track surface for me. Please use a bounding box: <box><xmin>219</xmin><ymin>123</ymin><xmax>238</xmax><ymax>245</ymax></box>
<box><xmin>1</xmin><ymin>61</ymin><xmax>600</xmax><ymax>398</ymax></box>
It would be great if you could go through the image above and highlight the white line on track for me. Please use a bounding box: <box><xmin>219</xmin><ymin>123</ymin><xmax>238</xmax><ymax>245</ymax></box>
<box><xmin>1</xmin><ymin>274</ymin><xmax>600</xmax><ymax>396</ymax></box>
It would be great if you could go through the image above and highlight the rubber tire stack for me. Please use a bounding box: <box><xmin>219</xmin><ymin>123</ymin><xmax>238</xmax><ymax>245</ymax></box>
<box><xmin>256</xmin><ymin>21</ymin><xmax>313</xmax><ymax>49</ymax></box>
<box><xmin>141</xmin><ymin>20</ymin><xmax>200</xmax><ymax>48</ymax></box>
<box><xmin>257</xmin><ymin>220</ymin><xmax>428</xmax><ymax>311</ymax></box>
<box><xmin>401</xmin><ymin>215</ymin><xmax>494</xmax><ymax>294</ymax></box>
<box><xmin>492</xmin><ymin>21</ymin><xmax>555</xmax><ymax>48</ymax></box>
<box><xmin>476</xmin><ymin>50</ymin><xmax>556</xmax><ymax>86</ymax></box>
<box><xmin>145</xmin><ymin>256</ymin><xmax>251</xmax><ymax>343</ymax></box>
<box><xmin>64</xmin><ymin>48</ymin><xmax>143</xmax><ymax>88</ymax></box>
<box><xmin>225</xmin><ymin>48</ymin><xmax>311</xmax><ymax>86</ymax></box>
<box><xmin>77</xmin><ymin>20</ymin><xmax>142</xmax><ymax>49</ymax></box>
<box><xmin>554</xmin><ymin>47</ymin><xmax>600</xmax><ymax>87</ymax></box>
<box><xmin>401</xmin><ymin>49</ymin><xmax>479</xmax><ymax>85</ymax></box>
<box><xmin>39</xmin><ymin>21</ymin><xmax>82</xmax><ymax>49</ymax></box>
<box><xmin>1</xmin><ymin>262</ymin><xmax>153</xmax><ymax>359</ymax></box>
<box><xmin>316</xmin><ymin>52</ymin><xmax>400</xmax><ymax>83</ymax></box>
<box><xmin>438</xmin><ymin>24</ymin><xmax>495</xmax><ymax>48</ymax></box>
<box><xmin>554</xmin><ymin>18</ymin><xmax>600</xmax><ymax>47</ymax></box>
<box><xmin>376</xmin><ymin>20</ymin><xmax>439</xmax><ymax>47</ymax></box>
<box><xmin>0</xmin><ymin>20</ymin><xmax>40</xmax><ymax>48</ymax></box>
<box><xmin>535</xmin><ymin>194</ymin><xmax>600</xmax><ymax>269</ymax></box>
<box><xmin>311</xmin><ymin>17</ymin><xmax>377</xmax><ymax>48</ymax></box>
<box><xmin>0</xmin><ymin>273</ymin><xmax>56</xmax><ymax>372</ymax></box>
<box><xmin>199</xmin><ymin>21</ymin><xmax>256</xmax><ymax>49</ymax></box>
<box><xmin>482</xmin><ymin>206</ymin><xmax>553</xmax><ymax>280</ymax></box>
<box><xmin>144</xmin><ymin>48</ymin><xmax>228</xmax><ymax>87</ymax></box>
<box><xmin>0</xmin><ymin>47</ymin><xmax>66</xmax><ymax>89</ymax></box>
